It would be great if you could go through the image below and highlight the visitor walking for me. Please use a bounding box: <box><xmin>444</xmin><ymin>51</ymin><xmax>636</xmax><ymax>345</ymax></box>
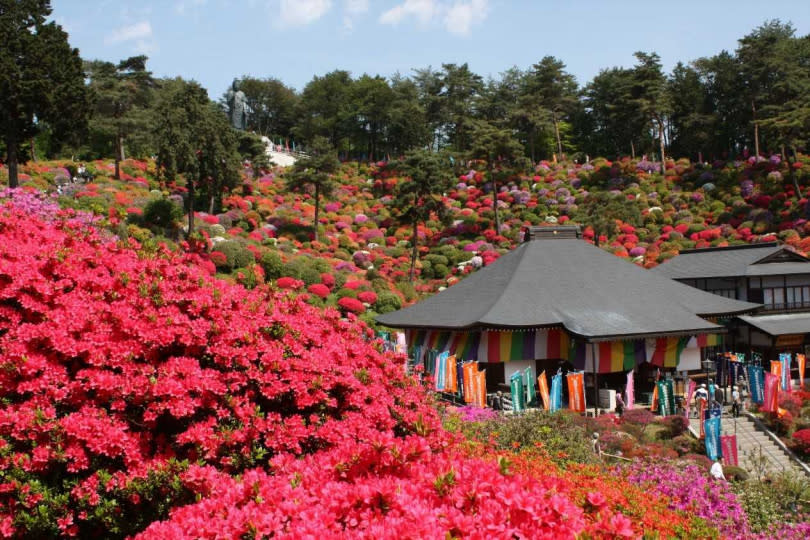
<box><xmin>731</xmin><ymin>385</ymin><xmax>741</xmax><ymax>418</ymax></box>
<box><xmin>694</xmin><ymin>383</ymin><xmax>708</xmax><ymax>418</ymax></box>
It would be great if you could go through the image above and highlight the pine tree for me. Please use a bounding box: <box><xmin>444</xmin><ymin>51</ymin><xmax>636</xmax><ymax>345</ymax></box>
<box><xmin>1</xmin><ymin>0</ymin><xmax>89</xmax><ymax>187</ymax></box>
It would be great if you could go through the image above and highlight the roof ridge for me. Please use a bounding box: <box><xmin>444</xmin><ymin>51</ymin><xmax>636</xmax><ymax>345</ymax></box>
<box><xmin>678</xmin><ymin>242</ymin><xmax>779</xmax><ymax>255</ymax></box>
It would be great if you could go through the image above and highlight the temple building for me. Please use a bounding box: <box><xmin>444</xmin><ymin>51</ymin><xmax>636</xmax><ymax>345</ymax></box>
<box><xmin>652</xmin><ymin>243</ymin><xmax>810</xmax><ymax>359</ymax></box>
<box><xmin>377</xmin><ymin>226</ymin><xmax>759</xmax><ymax>406</ymax></box>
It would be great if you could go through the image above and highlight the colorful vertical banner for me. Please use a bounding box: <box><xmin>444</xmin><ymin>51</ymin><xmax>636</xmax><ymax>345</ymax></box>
<box><xmin>550</xmin><ymin>373</ymin><xmax>563</xmax><ymax>412</ymax></box>
<box><xmin>799</xmin><ymin>354</ymin><xmax>806</xmax><ymax>390</ymax></box>
<box><xmin>538</xmin><ymin>371</ymin><xmax>550</xmax><ymax>411</ymax></box>
<box><xmin>748</xmin><ymin>365</ymin><xmax>765</xmax><ymax>404</ymax></box>
<box><xmin>626</xmin><ymin>370</ymin><xmax>634</xmax><ymax>410</ymax></box>
<box><xmin>510</xmin><ymin>372</ymin><xmax>525</xmax><ymax>413</ymax></box>
<box><xmin>721</xmin><ymin>435</ymin><xmax>739</xmax><ymax>466</ymax></box>
<box><xmin>525</xmin><ymin>367</ymin><xmax>536</xmax><ymax>407</ymax></box>
<box><xmin>435</xmin><ymin>351</ymin><xmax>448</xmax><ymax>391</ymax></box>
<box><xmin>684</xmin><ymin>380</ymin><xmax>696</xmax><ymax>420</ymax></box>
<box><xmin>445</xmin><ymin>355</ymin><xmax>458</xmax><ymax>393</ymax></box>
<box><xmin>475</xmin><ymin>370</ymin><xmax>487</xmax><ymax>408</ymax></box>
<box><xmin>657</xmin><ymin>379</ymin><xmax>675</xmax><ymax>416</ymax></box>
<box><xmin>770</xmin><ymin>360</ymin><xmax>782</xmax><ymax>379</ymax></box>
<box><xmin>763</xmin><ymin>372</ymin><xmax>779</xmax><ymax>413</ymax></box>
<box><xmin>567</xmin><ymin>372</ymin><xmax>585</xmax><ymax>413</ymax></box>
<box><xmin>779</xmin><ymin>353</ymin><xmax>792</xmax><ymax>392</ymax></box>
<box><xmin>704</xmin><ymin>416</ymin><xmax>722</xmax><ymax>461</ymax></box>
<box><xmin>650</xmin><ymin>337</ymin><xmax>688</xmax><ymax>368</ymax></box>
<box><xmin>650</xmin><ymin>384</ymin><xmax>658</xmax><ymax>412</ymax></box>
<box><xmin>462</xmin><ymin>363</ymin><xmax>476</xmax><ymax>403</ymax></box>
<box><xmin>708</xmin><ymin>382</ymin><xmax>716</xmax><ymax>402</ymax></box>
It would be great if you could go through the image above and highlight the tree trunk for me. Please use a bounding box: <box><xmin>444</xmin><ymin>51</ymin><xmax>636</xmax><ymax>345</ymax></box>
<box><xmin>492</xmin><ymin>164</ymin><xmax>500</xmax><ymax>236</ymax></box>
<box><xmin>553</xmin><ymin>115</ymin><xmax>563</xmax><ymax>158</ymax></box>
<box><xmin>7</xmin><ymin>131</ymin><xmax>19</xmax><ymax>189</ymax></box>
<box><xmin>187</xmin><ymin>180</ymin><xmax>194</xmax><ymax>236</ymax></box>
<box><xmin>658</xmin><ymin>117</ymin><xmax>666</xmax><ymax>174</ymax></box>
<box><xmin>790</xmin><ymin>145</ymin><xmax>802</xmax><ymax>203</ymax></box>
<box><xmin>114</xmin><ymin>133</ymin><xmax>122</xmax><ymax>180</ymax></box>
<box><xmin>409</xmin><ymin>219</ymin><xmax>418</xmax><ymax>282</ymax></box>
<box><xmin>752</xmin><ymin>100</ymin><xmax>760</xmax><ymax>159</ymax></box>
<box><xmin>529</xmin><ymin>131</ymin><xmax>536</xmax><ymax>163</ymax></box>
<box><xmin>313</xmin><ymin>183</ymin><xmax>320</xmax><ymax>243</ymax></box>
<box><xmin>30</xmin><ymin>137</ymin><xmax>37</xmax><ymax>162</ymax></box>
<box><xmin>208</xmin><ymin>193</ymin><xmax>215</xmax><ymax>215</ymax></box>
<box><xmin>630</xmin><ymin>140</ymin><xmax>636</xmax><ymax>160</ymax></box>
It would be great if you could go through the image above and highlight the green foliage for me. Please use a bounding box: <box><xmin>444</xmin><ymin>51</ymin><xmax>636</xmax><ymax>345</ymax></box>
<box><xmin>0</xmin><ymin>0</ymin><xmax>89</xmax><ymax>187</ymax></box>
<box><xmin>374</xmin><ymin>292</ymin><xmax>402</xmax><ymax>314</ymax></box>
<box><xmin>467</xmin><ymin>410</ymin><xmax>596</xmax><ymax>467</ymax></box>
<box><xmin>141</xmin><ymin>198</ymin><xmax>183</xmax><ymax>230</ymax></box>
<box><xmin>216</xmin><ymin>240</ymin><xmax>255</xmax><ymax>272</ymax></box>
<box><xmin>259</xmin><ymin>250</ymin><xmax>283</xmax><ymax>279</ymax></box>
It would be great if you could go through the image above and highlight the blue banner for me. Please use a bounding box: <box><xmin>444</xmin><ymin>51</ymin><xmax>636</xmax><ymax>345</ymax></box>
<box><xmin>704</xmin><ymin>416</ymin><xmax>722</xmax><ymax>460</ymax></box>
<box><xmin>435</xmin><ymin>351</ymin><xmax>448</xmax><ymax>391</ymax></box>
<box><xmin>550</xmin><ymin>373</ymin><xmax>563</xmax><ymax>412</ymax></box>
<box><xmin>510</xmin><ymin>371</ymin><xmax>525</xmax><ymax>413</ymax></box>
<box><xmin>709</xmin><ymin>382</ymin><xmax>716</xmax><ymax>401</ymax></box>
<box><xmin>748</xmin><ymin>365</ymin><xmax>765</xmax><ymax>404</ymax></box>
<box><xmin>780</xmin><ymin>353</ymin><xmax>791</xmax><ymax>391</ymax></box>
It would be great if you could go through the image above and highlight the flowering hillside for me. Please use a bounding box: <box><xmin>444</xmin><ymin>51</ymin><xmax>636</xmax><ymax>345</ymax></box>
<box><xmin>6</xmin><ymin>154</ymin><xmax>809</xmax><ymax>326</ymax></box>
<box><xmin>0</xmin><ymin>189</ymin><xmax>726</xmax><ymax>538</ymax></box>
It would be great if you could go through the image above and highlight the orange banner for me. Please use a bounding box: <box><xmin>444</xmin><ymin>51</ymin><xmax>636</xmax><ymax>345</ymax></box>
<box><xmin>567</xmin><ymin>372</ymin><xmax>585</xmax><ymax>413</ymax></box>
<box><xmin>462</xmin><ymin>363</ymin><xmax>476</xmax><ymax>403</ymax></box>
<box><xmin>699</xmin><ymin>399</ymin><xmax>706</xmax><ymax>438</ymax></box>
<box><xmin>445</xmin><ymin>355</ymin><xmax>457</xmax><ymax>393</ymax></box>
<box><xmin>771</xmin><ymin>360</ymin><xmax>782</xmax><ymax>379</ymax></box>
<box><xmin>538</xmin><ymin>371</ymin><xmax>550</xmax><ymax>411</ymax></box>
<box><xmin>475</xmin><ymin>370</ymin><xmax>487</xmax><ymax>408</ymax></box>
<box><xmin>799</xmin><ymin>354</ymin><xmax>806</xmax><ymax>390</ymax></box>
<box><xmin>650</xmin><ymin>385</ymin><xmax>659</xmax><ymax>412</ymax></box>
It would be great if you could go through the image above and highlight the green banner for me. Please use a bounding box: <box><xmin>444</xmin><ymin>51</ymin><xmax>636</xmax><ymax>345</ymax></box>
<box><xmin>510</xmin><ymin>372</ymin><xmax>525</xmax><ymax>413</ymax></box>
<box><xmin>525</xmin><ymin>367</ymin><xmax>536</xmax><ymax>407</ymax></box>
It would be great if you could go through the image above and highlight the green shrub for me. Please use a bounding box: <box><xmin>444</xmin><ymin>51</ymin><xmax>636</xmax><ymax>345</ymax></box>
<box><xmin>374</xmin><ymin>292</ymin><xmax>402</xmax><ymax>314</ymax></box>
<box><xmin>233</xmin><ymin>266</ymin><xmax>260</xmax><ymax>289</ymax></box>
<box><xmin>142</xmin><ymin>198</ymin><xmax>183</xmax><ymax>229</ymax></box>
<box><xmin>259</xmin><ymin>250</ymin><xmax>283</xmax><ymax>279</ymax></box>
<box><xmin>395</xmin><ymin>281</ymin><xmax>417</xmax><ymax>302</ymax></box>
<box><xmin>216</xmin><ymin>240</ymin><xmax>255</xmax><ymax>272</ymax></box>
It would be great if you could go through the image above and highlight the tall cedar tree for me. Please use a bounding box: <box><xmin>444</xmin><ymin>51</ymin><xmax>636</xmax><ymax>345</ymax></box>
<box><xmin>286</xmin><ymin>136</ymin><xmax>340</xmax><ymax>243</ymax></box>
<box><xmin>390</xmin><ymin>149</ymin><xmax>454</xmax><ymax>281</ymax></box>
<box><xmin>85</xmin><ymin>56</ymin><xmax>154</xmax><ymax>179</ymax></box>
<box><xmin>0</xmin><ymin>0</ymin><xmax>88</xmax><ymax>187</ymax></box>
<box><xmin>153</xmin><ymin>79</ymin><xmax>241</xmax><ymax>234</ymax></box>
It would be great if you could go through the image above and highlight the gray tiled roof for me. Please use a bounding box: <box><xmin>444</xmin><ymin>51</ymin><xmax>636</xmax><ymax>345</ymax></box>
<box><xmin>652</xmin><ymin>244</ymin><xmax>786</xmax><ymax>279</ymax></box>
<box><xmin>377</xmin><ymin>239</ymin><xmax>759</xmax><ymax>340</ymax></box>
<box><xmin>739</xmin><ymin>313</ymin><xmax>810</xmax><ymax>336</ymax></box>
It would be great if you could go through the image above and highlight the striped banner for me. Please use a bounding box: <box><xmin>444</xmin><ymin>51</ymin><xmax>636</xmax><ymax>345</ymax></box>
<box><xmin>538</xmin><ymin>371</ymin><xmax>550</xmax><ymax>411</ymax></box>
<box><xmin>696</xmin><ymin>334</ymin><xmax>723</xmax><ymax>347</ymax></box>
<box><xmin>571</xmin><ymin>340</ymin><xmax>646</xmax><ymax>373</ymax></box>
<box><xmin>657</xmin><ymin>379</ymin><xmax>675</xmax><ymax>416</ymax></box>
<box><xmin>650</xmin><ymin>337</ymin><xmax>689</xmax><ymax>368</ymax></box>
<box><xmin>435</xmin><ymin>351</ymin><xmax>447</xmax><ymax>391</ymax></box>
<box><xmin>567</xmin><ymin>372</ymin><xmax>585</xmax><ymax>413</ymax></box>
<box><xmin>406</xmin><ymin>328</ymin><xmax>568</xmax><ymax>363</ymax></box>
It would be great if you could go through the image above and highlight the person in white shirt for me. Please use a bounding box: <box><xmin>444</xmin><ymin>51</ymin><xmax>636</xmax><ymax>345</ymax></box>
<box><xmin>710</xmin><ymin>460</ymin><xmax>726</xmax><ymax>481</ymax></box>
<box><xmin>731</xmin><ymin>386</ymin><xmax>741</xmax><ymax>418</ymax></box>
<box><xmin>694</xmin><ymin>383</ymin><xmax>709</xmax><ymax>417</ymax></box>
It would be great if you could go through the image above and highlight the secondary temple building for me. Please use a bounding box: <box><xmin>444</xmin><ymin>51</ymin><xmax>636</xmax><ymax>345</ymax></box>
<box><xmin>377</xmin><ymin>226</ymin><xmax>760</xmax><ymax>406</ymax></box>
<box><xmin>652</xmin><ymin>243</ymin><xmax>810</xmax><ymax>360</ymax></box>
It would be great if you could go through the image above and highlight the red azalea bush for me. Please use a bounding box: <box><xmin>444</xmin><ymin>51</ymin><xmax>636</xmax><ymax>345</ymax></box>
<box><xmin>792</xmin><ymin>428</ymin><xmax>810</xmax><ymax>456</ymax></box>
<box><xmin>337</xmin><ymin>296</ymin><xmax>366</xmax><ymax>314</ymax></box>
<box><xmin>307</xmin><ymin>283</ymin><xmax>331</xmax><ymax>298</ymax></box>
<box><xmin>0</xmin><ymin>199</ymin><xmax>438</xmax><ymax>537</ymax></box>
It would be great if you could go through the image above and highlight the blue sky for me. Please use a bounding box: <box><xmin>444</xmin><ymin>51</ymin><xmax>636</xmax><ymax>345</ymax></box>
<box><xmin>53</xmin><ymin>0</ymin><xmax>810</xmax><ymax>100</ymax></box>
